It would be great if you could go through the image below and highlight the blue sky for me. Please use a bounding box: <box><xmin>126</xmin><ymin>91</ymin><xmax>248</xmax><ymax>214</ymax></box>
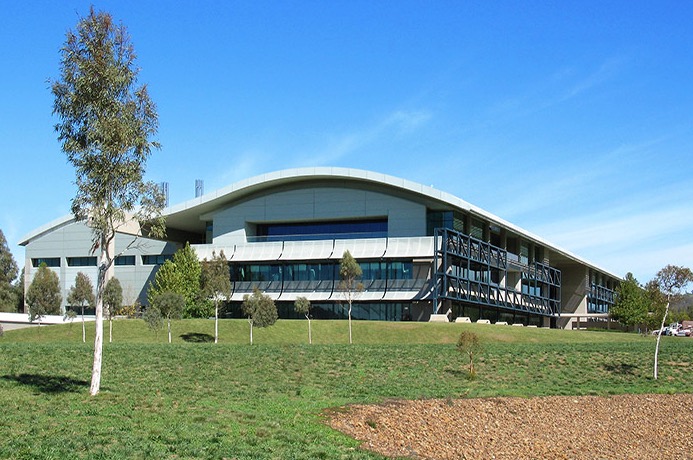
<box><xmin>2</xmin><ymin>1</ymin><xmax>692</xmax><ymax>283</ymax></box>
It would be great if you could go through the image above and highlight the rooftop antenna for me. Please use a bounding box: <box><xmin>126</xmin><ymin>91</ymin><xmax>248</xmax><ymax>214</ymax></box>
<box><xmin>159</xmin><ymin>181</ymin><xmax>169</xmax><ymax>207</ymax></box>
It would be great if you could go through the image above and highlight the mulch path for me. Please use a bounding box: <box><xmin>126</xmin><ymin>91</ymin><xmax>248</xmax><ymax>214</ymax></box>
<box><xmin>326</xmin><ymin>394</ymin><xmax>693</xmax><ymax>459</ymax></box>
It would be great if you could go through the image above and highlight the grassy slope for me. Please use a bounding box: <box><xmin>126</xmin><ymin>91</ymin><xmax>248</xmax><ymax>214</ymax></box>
<box><xmin>1</xmin><ymin>320</ymin><xmax>691</xmax><ymax>459</ymax></box>
<box><xmin>4</xmin><ymin>318</ymin><xmax>647</xmax><ymax>344</ymax></box>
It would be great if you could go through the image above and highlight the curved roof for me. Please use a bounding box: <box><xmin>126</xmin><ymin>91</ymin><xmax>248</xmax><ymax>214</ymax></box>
<box><xmin>19</xmin><ymin>214</ymin><xmax>75</xmax><ymax>246</ymax></box>
<box><xmin>21</xmin><ymin>167</ymin><xmax>620</xmax><ymax>279</ymax></box>
<box><xmin>164</xmin><ymin>166</ymin><xmax>483</xmax><ymax>230</ymax></box>
<box><xmin>164</xmin><ymin>167</ymin><xmax>619</xmax><ymax>278</ymax></box>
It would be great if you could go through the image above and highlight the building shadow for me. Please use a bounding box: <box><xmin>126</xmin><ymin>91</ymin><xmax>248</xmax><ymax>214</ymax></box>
<box><xmin>180</xmin><ymin>332</ymin><xmax>214</xmax><ymax>343</ymax></box>
<box><xmin>1</xmin><ymin>373</ymin><xmax>90</xmax><ymax>394</ymax></box>
<box><xmin>602</xmin><ymin>363</ymin><xmax>637</xmax><ymax>375</ymax></box>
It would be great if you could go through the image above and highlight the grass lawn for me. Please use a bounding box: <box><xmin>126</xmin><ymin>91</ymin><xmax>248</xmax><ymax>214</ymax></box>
<box><xmin>1</xmin><ymin>319</ymin><xmax>691</xmax><ymax>459</ymax></box>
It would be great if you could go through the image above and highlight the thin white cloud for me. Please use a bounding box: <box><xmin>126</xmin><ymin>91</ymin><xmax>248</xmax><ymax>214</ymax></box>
<box><xmin>298</xmin><ymin>108</ymin><xmax>433</xmax><ymax>166</ymax></box>
<box><xmin>554</xmin><ymin>57</ymin><xmax>626</xmax><ymax>104</ymax></box>
<box><xmin>214</xmin><ymin>153</ymin><xmax>268</xmax><ymax>189</ymax></box>
<box><xmin>606</xmin><ymin>241</ymin><xmax>693</xmax><ymax>283</ymax></box>
<box><xmin>490</xmin><ymin>158</ymin><xmax>618</xmax><ymax>221</ymax></box>
<box><xmin>200</xmin><ymin>108</ymin><xmax>433</xmax><ymax>194</ymax></box>
<box><xmin>383</xmin><ymin>110</ymin><xmax>432</xmax><ymax>134</ymax></box>
<box><xmin>539</xmin><ymin>205</ymin><xmax>693</xmax><ymax>252</ymax></box>
<box><xmin>492</xmin><ymin>132</ymin><xmax>679</xmax><ymax>222</ymax></box>
<box><xmin>529</xmin><ymin>200</ymin><xmax>693</xmax><ymax>281</ymax></box>
<box><xmin>467</xmin><ymin>57</ymin><xmax>627</xmax><ymax>135</ymax></box>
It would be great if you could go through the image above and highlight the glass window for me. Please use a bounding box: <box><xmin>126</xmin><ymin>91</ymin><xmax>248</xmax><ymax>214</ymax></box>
<box><xmin>490</xmin><ymin>230</ymin><xmax>501</xmax><ymax>248</ymax></box>
<box><xmin>205</xmin><ymin>221</ymin><xmax>213</xmax><ymax>244</ymax></box>
<box><xmin>283</xmin><ymin>263</ymin><xmax>335</xmax><ymax>281</ymax></box>
<box><xmin>521</xmin><ymin>280</ymin><xmax>542</xmax><ymax>297</ymax></box>
<box><xmin>67</xmin><ymin>257</ymin><xmax>97</xmax><ymax>267</ymax></box>
<box><xmin>498</xmin><ymin>310</ymin><xmax>515</xmax><ymax>324</ymax></box>
<box><xmin>359</xmin><ymin>262</ymin><xmax>384</xmax><ymax>280</ymax></box>
<box><xmin>469</xmin><ymin>268</ymin><xmax>489</xmax><ymax>283</ymax></box>
<box><xmin>115</xmin><ymin>255</ymin><xmax>136</xmax><ymax>266</ymax></box>
<box><xmin>234</xmin><ymin>264</ymin><xmax>249</xmax><ymax>281</ymax></box>
<box><xmin>534</xmin><ymin>246</ymin><xmax>545</xmax><ymax>263</ymax></box>
<box><xmin>142</xmin><ymin>254</ymin><xmax>173</xmax><ymax>265</ymax></box>
<box><xmin>255</xmin><ymin>218</ymin><xmax>387</xmax><ymax>242</ymax></box>
<box><xmin>490</xmin><ymin>268</ymin><xmax>501</xmax><ymax>285</ymax></box>
<box><xmin>470</xmin><ymin>219</ymin><xmax>484</xmax><ymax>240</ymax></box>
<box><xmin>387</xmin><ymin>261</ymin><xmax>413</xmax><ymax>280</ymax></box>
<box><xmin>32</xmin><ymin>257</ymin><xmax>60</xmax><ymax>268</ymax></box>
<box><xmin>427</xmin><ymin>210</ymin><xmax>467</xmax><ymax>236</ymax></box>
<box><xmin>520</xmin><ymin>242</ymin><xmax>529</xmax><ymax>265</ymax></box>
<box><xmin>453</xmin><ymin>213</ymin><xmax>466</xmax><ymax>233</ymax></box>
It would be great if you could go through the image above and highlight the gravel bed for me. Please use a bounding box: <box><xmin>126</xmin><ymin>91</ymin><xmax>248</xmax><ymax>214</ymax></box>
<box><xmin>327</xmin><ymin>394</ymin><xmax>693</xmax><ymax>459</ymax></box>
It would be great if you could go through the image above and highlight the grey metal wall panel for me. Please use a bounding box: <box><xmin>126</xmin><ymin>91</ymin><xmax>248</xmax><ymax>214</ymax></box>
<box><xmin>211</xmin><ymin>186</ymin><xmax>428</xmax><ymax>245</ymax></box>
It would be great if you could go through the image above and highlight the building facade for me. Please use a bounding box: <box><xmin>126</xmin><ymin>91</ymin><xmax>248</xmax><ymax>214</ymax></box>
<box><xmin>20</xmin><ymin>167</ymin><xmax>619</xmax><ymax>328</ymax></box>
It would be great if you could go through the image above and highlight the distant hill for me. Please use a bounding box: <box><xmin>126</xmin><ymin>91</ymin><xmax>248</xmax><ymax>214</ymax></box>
<box><xmin>671</xmin><ymin>293</ymin><xmax>693</xmax><ymax>313</ymax></box>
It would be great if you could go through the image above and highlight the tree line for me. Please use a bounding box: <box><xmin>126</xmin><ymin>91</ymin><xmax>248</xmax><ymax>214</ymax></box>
<box><xmin>610</xmin><ymin>265</ymin><xmax>693</xmax><ymax>380</ymax></box>
<box><xmin>0</xmin><ymin>230</ymin><xmax>24</xmax><ymax>314</ymax></box>
<box><xmin>6</xmin><ymin>229</ymin><xmax>363</xmax><ymax>342</ymax></box>
<box><xmin>610</xmin><ymin>266</ymin><xmax>693</xmax><ymax>331</ymax></box>
<box><xmin>143</xmin><ymin>243</ymin><xmax>363</xmax><ymax>345</ymax></box>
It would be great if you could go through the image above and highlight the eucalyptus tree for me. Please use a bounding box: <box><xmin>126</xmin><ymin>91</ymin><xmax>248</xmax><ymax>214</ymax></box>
<box><xmin>241</xmin><ymin>288</ymin><xmax>278</xmax><ymax>345</ymax></box>
<box><xmin>339</xmin><ymin>250</ymin><xmax>363</xmax><ymax>344</ymax></box>
<box><xmin>103</xmin><ymin>277</ymin><xmax>123</xmax><ymax>343</ymax></box>
<box><xmin>13</xmin><ymin>268</ymin><xmax>25</xmax><ymax>313</ymax></box>
<box><xmin>150</xmin><ymin>291</ymin><xmax>185</xmax><ymax>343</ymax></box>
<box><xmin>293</xmin><ymin>296</ymin><xmax>312</xmax><ymax>344</ymax></box>
<box><xmin>201</xmin><ymin>250</ymin><xmax>231</xmax><ymax>343</ymax></box>
<box><xmin>652</xmin><ymin>265</ymin><xmax>693</xmax><ymax>379</ymax></box>
<box><xmin>0</xmin><ymin>229</ymin><xmax>19</xmax><ymax>312</ymax></box>
<box><xmin>143</xmin><ymin>305</ymin><xmax>164</xmax><ymax>339</ymax></box>
<box><xmin>51</xmin><ymin>8</ymin><xmax>165</xmax><ymax>395</ymax></box>
<box><xmin>67</xmin><ymin>272</ymin><xmax>96</xmax><ymax>342</ymax></box>
<box><xmin>26</xmin><ymin>264</ymin><xmax>62</xmax><ymax>327</ymax></box>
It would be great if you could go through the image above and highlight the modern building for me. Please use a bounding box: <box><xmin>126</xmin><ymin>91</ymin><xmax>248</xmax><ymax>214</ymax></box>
<box><xmin>20</xmin><ymin>167</ymin><xmax>620</xmax><ymax>328</ymax></box>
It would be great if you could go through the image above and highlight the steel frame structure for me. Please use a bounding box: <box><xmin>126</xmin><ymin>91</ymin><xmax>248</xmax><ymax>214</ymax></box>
<box><xmin>433</xmin><ymin>228</ymin><xmax>561</xmax><ymax>318</ymax></box>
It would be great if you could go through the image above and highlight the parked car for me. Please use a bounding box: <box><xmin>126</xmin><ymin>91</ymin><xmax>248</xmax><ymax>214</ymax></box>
<box><xmin>675</xmin><ymin>328</ymin><xmax>691</xmax><ymax>337</ymax></box>
<box><xmin>666</xmin><ymin>323</ymin><xmax>682</xmax><ymax>336</ymax></box>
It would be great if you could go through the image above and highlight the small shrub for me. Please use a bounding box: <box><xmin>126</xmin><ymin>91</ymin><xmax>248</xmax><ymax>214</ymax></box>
<box><xmin>117</xmin><ymin>302</ymin><xmax>140</xmax><ymax>318</ymax></box>
<box><xmin>143</xmin><ymin>306</ymin><xmax>163</xmax><ymax>338</ymax></box>
<box><xmin>457</xmin><ymin>331</ymin><xmax>482</xmax><ymax>379</ymax></box>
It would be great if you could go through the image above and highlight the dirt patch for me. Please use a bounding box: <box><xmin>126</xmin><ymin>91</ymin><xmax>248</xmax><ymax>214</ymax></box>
<box><xmin>327</xmin><ymin>394</ymin><xmax>693</xmax><ymax>459</ymax></box>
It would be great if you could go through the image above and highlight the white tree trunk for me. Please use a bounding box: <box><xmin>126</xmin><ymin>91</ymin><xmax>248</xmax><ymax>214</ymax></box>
<box><xmin>81</xmin><ymin>307</ymin><xmax>86</xmax><ymax>343</ymax></box>
<box><xmin>90</xmin><ymin>239</ymin><xmax>107</xmax><ymax>396</ymax></box>
<box><xmin>348</xmin><ymin>302</ymin><xmax>353</xmax><ymax>345</ymax></box>
<box><xmin>307</xmin><ymin>315</ymin><xmax>312</xmax><ymax>345</ymax></box>
<box><xmin>654</xmin><ymin>301</ymin><xmax>670</xmax><ymax>380</ymax></box>
<box><xmin>215</xmin><ymin>304</ymin><xmax>219</xmax><ymax>344</ymax></box>
<box><xmin>109</xmin><ymin>318</ymin><xmax>113</xmax><ymax>343</ymax></box>
<box><xmin>249</xmin><ymin>319</ymin><xmax>253</xmax><ymax>345</ymax></box>
<box><xmin>167</xmin><ymin>318</ymin><xmax>172</xmax><ymax>343</ymax></box>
